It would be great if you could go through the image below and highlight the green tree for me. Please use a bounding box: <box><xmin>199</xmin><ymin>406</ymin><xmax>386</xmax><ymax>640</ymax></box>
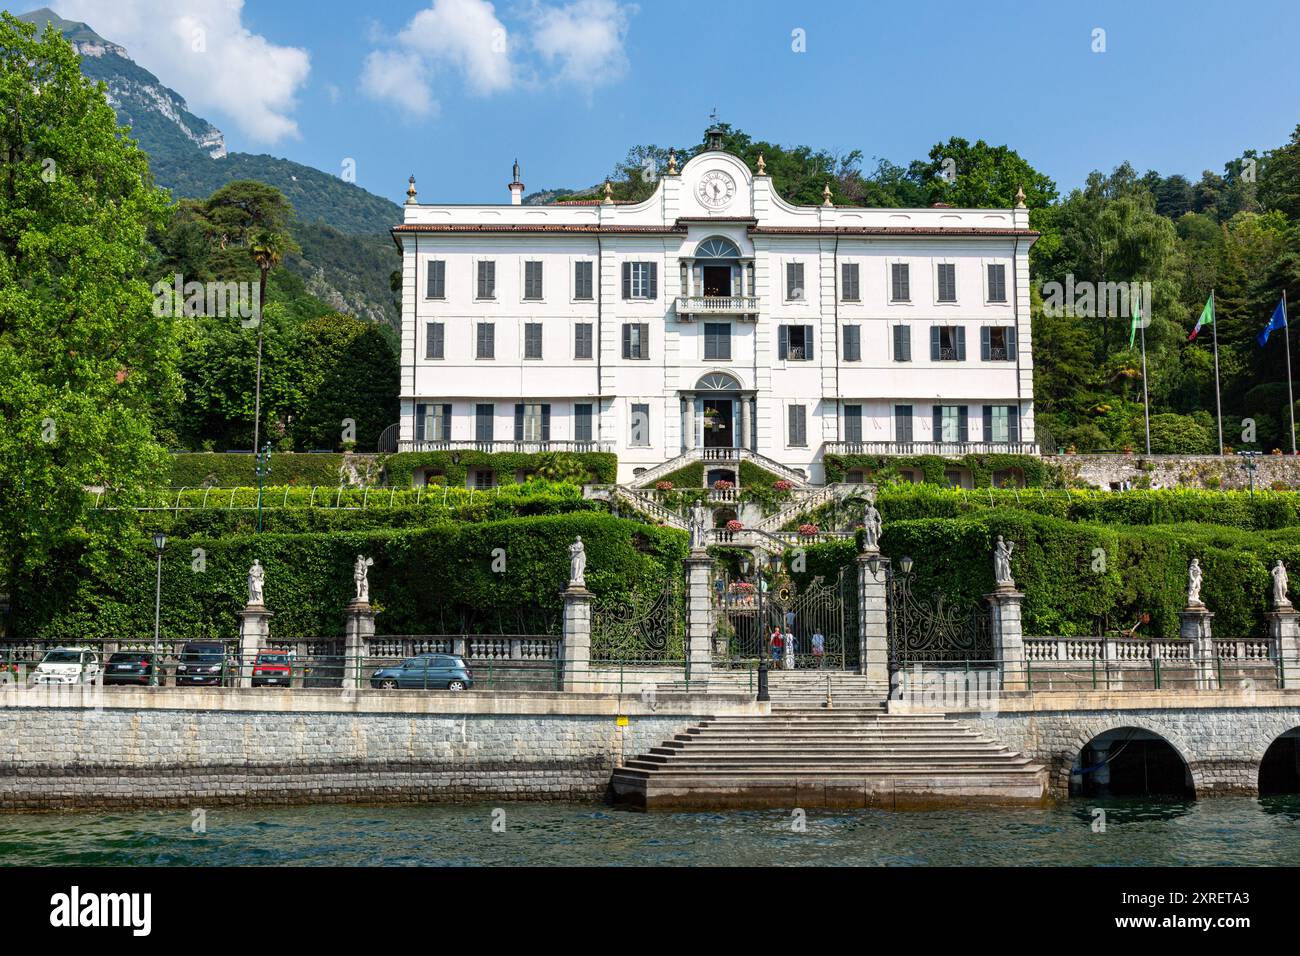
<box><xmin>0</xmin><ymin>14</ymin><xmax>179</xmax><ymax>603</ymax></box>
<box><xmin>291</xmin><ymin>313</ymin><xmax>398</xmax><ymax>451</ymax></box>
<box><xmin>249</xmin><ymin>229</ymin><xmax>288</xmax><ymax>452</ymax></box>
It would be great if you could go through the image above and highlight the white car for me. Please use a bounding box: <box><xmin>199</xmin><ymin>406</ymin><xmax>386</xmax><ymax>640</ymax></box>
<box><xmin>31</xmin><ymin>648</ymin><xmax>102</xmax><ymax>685</ymax></box>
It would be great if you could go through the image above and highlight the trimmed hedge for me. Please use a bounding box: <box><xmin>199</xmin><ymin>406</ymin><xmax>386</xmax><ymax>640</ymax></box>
<box><xmin>384</xmin><ymin>451</ymin><xmax>617</xmax><ymax>487</ymax></box>
<box><xmin>823</xmin><ymin>453</ymin><xmax>1049</xmax><ymax>487</ymax></box>
<box><xmin>168</xmin><ymin>452</ymin><xmax>376</xmax><ymax>489</ymax></box>
<box><xmin>12</xmin><ymin>513</ymin><xmax>687</xmax><ymax>641</ymax></box>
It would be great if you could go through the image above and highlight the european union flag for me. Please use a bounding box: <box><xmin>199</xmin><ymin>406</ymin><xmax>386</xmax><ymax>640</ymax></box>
<box><xmin>1259</xmin><ymin>298</ymin><xmax>1288</xmax><ymax>346</ymax></box>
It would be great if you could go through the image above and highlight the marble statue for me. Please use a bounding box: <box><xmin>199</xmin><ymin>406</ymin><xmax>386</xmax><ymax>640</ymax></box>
<box><xmin>353</xmin><ymin>554</ymin><xmax>374</xmax><ymax>603</ymax></box>
<box><xmin>862</xmin><ymin>498</ymin><xmax>882</xmax><ymax>552</ymax></box>
<box><xmin>569</xmin><ymin>536</ymin><xmax>587</xmax><ymax>588</ymax></box>
<box><xmin>1186</xmin><ymin>558</ymin><xmax>1203</xmax><ymax>607</ymax></box>
<box><xmin>1272</xmin><ymin>560</ymin><xmax>1291</xmax><ymax>609</ymax></box>
<box><xmin>689</xmin><ymin>499</ymin><xmax>709</xmax><ymax>551</ymax></box>
<box><xmin>247</xmin><ymin>560</ymin><xmax>265</xmax><ymax>605</ymax></box>
<box><xmin>993</xmin><ymin>536</ymin><xmax>1015</xmax><ymax>589</ymax></box>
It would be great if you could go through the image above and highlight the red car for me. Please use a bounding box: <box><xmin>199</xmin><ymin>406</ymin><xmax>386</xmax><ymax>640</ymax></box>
<box><xmin>251</xmin><ymin>650</ymin><xmax>292</xmax><ymax>687</ymax></box>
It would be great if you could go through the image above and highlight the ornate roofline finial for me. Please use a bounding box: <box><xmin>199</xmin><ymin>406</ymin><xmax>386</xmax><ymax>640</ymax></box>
<box><xmin>756</xmin><ymin>153</ymin><xmax>766</xmax><ymax>176</ymax></box>
<box><xmin>822</xmin><ymin>182</ymin><xmax>833</xmax><ymax>207</ymax></box>
<box><xmin>405</xmin><ymin>174</ymin><xmax>417</xmax><ymax>205</ymax></box>
<box><xmin>667</xmin><ymin>148</ymin><xmax>678</xmax><ymax>176</ymax></box>
<box><xmin>602</xmin><ymin>180</ymin><xmax>614</xmax><ymax>204</ymax></box>
<box><xmin>1014</xmin><ymin>184</ymin><xmax>1027</xmax><ymax>208</ymax></box>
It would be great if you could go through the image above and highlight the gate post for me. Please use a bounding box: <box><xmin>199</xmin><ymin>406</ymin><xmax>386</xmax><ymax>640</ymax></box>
<box><xmin>684</xmin><ymin>554</ymin><xmax>714</xmax><ymax>680</ymax></box>
<box><xmin>857</xmin><ymin>554</ymin><xmax>888</xmax><ymax>683</ymax></box>
<box><xmin>342</xmin><ymin>599</ymin><xmax>375</xmax><ymax>691</ymax></box>
<box><xmin>561</xmin><ymin>584</ymin><xmax>593</xmax><ymax>693</ymax></box>
<box><xmin>1267</xmin><ymin>608</ymin><xmax>1300</xmax><ymax>688</ymax></box>
<box><xmin>1180</xmin><ymin>604</ymin><xmax>1214</xmax><ymax>690</ymax></box>
<box><xmin>987</xmin><ymin>588</ymin><xmax>1026</xmax><ymax>691</ymax></box>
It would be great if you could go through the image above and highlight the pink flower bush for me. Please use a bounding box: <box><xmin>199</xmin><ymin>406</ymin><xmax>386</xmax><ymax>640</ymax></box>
<box><xmin>726</xmin><ymin>519</ymin><xmax>744</xmax><ymax>532</ymax></box>
<box><xmin>713</xmin><ymin>479</ymin><xmax>734</xmax><ymax>491</ymax></box>
<box><xmin>773</xmin><ymin>479</ymin><xmax>793</xmax><ymax>491</ymax></box>
<box><xmin>798</xmin><ymin>523</ymin><xmax>820</xmax><ymax>537</ymax></box>
<box><xmin>655</xmin><ymin>481</ymin><xmax>674</xmax><ymax>490</ymax></box>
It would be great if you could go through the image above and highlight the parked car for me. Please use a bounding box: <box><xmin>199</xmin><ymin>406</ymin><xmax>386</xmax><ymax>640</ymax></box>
<box><xmin>371</xmin><ymin>654</ymin><xmax>473</xmax><ymax>691</ymax></box>
<box><xmin>31</xmin><ymin>648</ymin><xmax>102</xmax><ymax>685</ymax></box>
<box><xmin>103</xmin><ymin>651</ymin><xmax>164</xmax><ymax>686</ymax></box>
<box><xmin>251</xmin><ymin>649</ymin><xmax>292</xmax><ymax>688</ymax></box>
<box><xmin>175</xmin><ymin>641</ymin><xmax>227</xmax><ymax>687</ymax></box>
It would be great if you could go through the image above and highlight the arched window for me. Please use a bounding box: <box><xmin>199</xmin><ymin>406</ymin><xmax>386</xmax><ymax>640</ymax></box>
<box><xmin>695</xmin><ymin>236</ymin><xmax>742</xmax><ymax>259</ymax></box>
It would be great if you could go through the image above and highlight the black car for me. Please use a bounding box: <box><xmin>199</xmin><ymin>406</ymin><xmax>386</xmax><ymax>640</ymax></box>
<box><xmin>103</xmin><ymin>651</ymin><xmax>165</xmax><ymax>686</ymax></box>
<box><xmin>175</xmin><ymin>641</ymin><xmax>227</xmax><ymax>686</ymax></box>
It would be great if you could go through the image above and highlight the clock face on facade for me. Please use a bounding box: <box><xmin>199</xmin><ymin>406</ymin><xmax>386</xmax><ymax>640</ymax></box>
<box><xmin>697</xmin><ymin>170</ymin><xmax>736</xmax><ymax>209</ymax></box>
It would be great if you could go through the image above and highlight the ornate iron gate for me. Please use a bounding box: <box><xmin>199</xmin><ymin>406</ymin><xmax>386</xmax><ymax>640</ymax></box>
<box><xmin>886</xmin><ymin>573</ymin><xmax>992</xmax><ymax>665</ymax></box>
<box><xmin>715</xmin><ymin>566</ymin><xmax>857</xmax><ymax>670</ymax></box>
<box><xmin>590</xmin><ymin>576</ymin><xmax>684</xmax><ymax>663</ymax></box>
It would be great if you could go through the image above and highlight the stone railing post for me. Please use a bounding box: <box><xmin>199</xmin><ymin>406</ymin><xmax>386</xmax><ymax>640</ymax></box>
<box><xmin>237</xmin><ymin>602</ymin><xmax>273</xmax><ymax>689</ymax></box>
<box><xmin>1266</xmin><ymin>607</ymin><xmax>1300</xmax><ymax>689</ymax></box>
<box><xmin>1180</xmin><ymin>604</ymin><xmax>1214</xmax><ymax>690</ymax></box>
<box><xmin>986</xmin><ymin>588</ymin><xmax>1026</xmax><ymax>691</ymax></box>
<box><xmin>684</xmin><ymin>554</ymin><xmax>714</xmax><ymax>682</ymax></box>
<box><xmin>561</xmin><ymin>584</ymin><xmax>593</xmax><ymax>692</ymax></box>
<box><xmin>856</xmin><ymin>554</ymin><xmax>888</xmax><ymax>683</ymax></box>
<box><xmin>343</xmin><ymin>599</ymin><xmax>376</xmax><ymax>691</ymax></box>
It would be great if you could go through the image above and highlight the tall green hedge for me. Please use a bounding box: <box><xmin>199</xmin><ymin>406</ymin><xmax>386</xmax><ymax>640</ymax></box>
<box><xmin>12</xmin><ymin>513</ymin><xmax>687</xmax><ymax>641</ymax></box>
<box><xmin>384</xmin><ymin>451</ymin><xmax>617</xmax><ymax>487</ymax></box>
<box><xmin>168</xmin><ymin>452</ymin><xmax>377</xmax><ymax>488</ymax></box>
<box><xmin>823</xmin><ymin>453</ymin><xmax>1048</xmax><ymax>487</ymax></box>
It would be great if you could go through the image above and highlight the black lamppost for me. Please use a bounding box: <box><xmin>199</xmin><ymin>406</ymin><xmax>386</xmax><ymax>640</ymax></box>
<box><xmin>255</xmin><ymin>442</ymin><xmax>272</xmax><ymax>531</ymax></box>
<box><xmin>1239</xmin><ymin>450</ymin><xmax>1261</xmax><ymax>497</ymax></box>
<box><xmin>151</xmin><ymin>531</ymin><xmax>166</xmax><ymax>686</ymax></box>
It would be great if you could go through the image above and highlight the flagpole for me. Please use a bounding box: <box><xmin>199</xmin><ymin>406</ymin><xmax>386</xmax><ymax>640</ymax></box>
<box><xmin>1211</xmin><ymin>288</ymin><xmax>1223</xmax><ymax>455</ymax></box>
<box><xmin>1285</xmin><ymin>288</ymin><xmax>1296</xmax><ymax>454</ymax></box>
<box><xmin>1140</xmin><ymin>306</ymin><xmax>1152</xmax><ymax>455</ymax></box>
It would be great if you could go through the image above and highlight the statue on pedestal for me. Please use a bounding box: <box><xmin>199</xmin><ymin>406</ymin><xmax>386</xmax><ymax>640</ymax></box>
<box><xmin>689</xmin><ymin>499</ymin><xmax>709</xmax><ymax>552</ymax></box>
<box><xmin>569</xmin><ymin>536</ymin><xmax>587</xmax><ymax>588</ymax></box>
<box><xmin>1272</xmin><ymin>560</ymin><xmax>1291</xmax><ymax>609</ymax></box>
<box><xmin>1186</xmin><ymin>558</ymin><xmax>1203</xmax><ymax>607</ymax></box>
<box><xmin>353</xmin><ymin>554</ymin><xmax>374</xmax><ymax>604</ymax></box>
<box><xmin>862</xmin><ymin>497</ymin><xmax>882</xmax><ymax>552</ymax></box>
<box><xmin>247</xmin><ymin>560</ymin><xmax>265</xmax><ymax>606</ymax></box>
<box><xmin>993</xmin><ymin>536</ymin><xmax>1015</xmax><ymax>590</ymax></box>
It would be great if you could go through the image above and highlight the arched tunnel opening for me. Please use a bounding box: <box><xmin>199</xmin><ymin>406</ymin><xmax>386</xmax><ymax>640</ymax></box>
<box><xmin>1258</xmin><ymin>729</ymin><xmax>1300</xmax><ymax>797</ymax></box>
<box><xmin>1070</xmin><ymin>728</ymin><xmax>1194</xmax><ymax>799</ymax></box>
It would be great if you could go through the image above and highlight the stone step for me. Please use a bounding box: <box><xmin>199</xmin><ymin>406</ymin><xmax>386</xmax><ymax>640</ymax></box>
<box><xmin>623</xmin><ymin>758</ymin><xmax>1037</xmax><ymax>773</ymax></box>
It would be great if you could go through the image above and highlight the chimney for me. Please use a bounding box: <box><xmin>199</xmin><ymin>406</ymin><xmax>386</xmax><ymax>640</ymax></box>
<box><xmin>508</xmin><ymin>159</ymin><xmax>524</xmax><ymax>205</ymax></box>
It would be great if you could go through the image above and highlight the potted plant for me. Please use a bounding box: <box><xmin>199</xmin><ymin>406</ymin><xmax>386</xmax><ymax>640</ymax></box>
<box><xmin>773</xmin><ymin>479</ymin><xmax>793</xmax><ymax>491</ymax></box>
<box><xmin>798</xmin><ymin>523</ymin><xmax>820</xmax><ymax>537</ymax></box>
<box><xmin>655</xmin><ymin>480</ymin><xmax>673</xmax><ymax>491</ymax></box>
<box><xmin>713</xmin><ymin>479</ymin><xmax>734</xmax><ymax>491</ymax></box>
<box><xmin>726</xmin><ymin>519</ymin><xmax>744</xmax><ymax>532</ymax></box>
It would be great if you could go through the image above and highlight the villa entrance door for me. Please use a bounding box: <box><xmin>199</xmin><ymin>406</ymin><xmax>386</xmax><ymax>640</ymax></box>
<box><xmin>702</xmin><ymin>398</ymin><xmax>734</xmax><ymax>448</ymax></box>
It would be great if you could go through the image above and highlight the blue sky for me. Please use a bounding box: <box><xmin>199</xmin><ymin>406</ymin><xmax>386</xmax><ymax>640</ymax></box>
<box><xmin>24</xmin><ymin>0</ymin><xmax>1300</xmax><ymax>207</ymax></box>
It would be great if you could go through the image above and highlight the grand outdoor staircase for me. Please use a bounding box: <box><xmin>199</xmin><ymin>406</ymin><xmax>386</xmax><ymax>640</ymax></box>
<box><xmin>631</xmin><ymin>446</ymin><xmax>812</xmax><ymax>489</ymax></box>
<box><xmin>610</xmin><ymin>706</ymin><xmax>1048</xmax><ymax>810</ymax></box>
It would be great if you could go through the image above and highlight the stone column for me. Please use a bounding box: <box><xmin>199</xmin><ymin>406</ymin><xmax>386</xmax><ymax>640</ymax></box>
<box><xmin>561</xmin><ymin>584</ymin><xmax>593</xmax><ymax>692</ymax></box>
<box><xmin>1266</xmin><ymin>608</ymin><xmax>1300</xmax><ymax>689</ymax></box>
<box><xmin>343</xmin><ymin>600</ymin><xmax>376</xmax><ymax>691</ymax></box>
<box><xmin>987</xmin><ymin>588</ymin><xmax>1026</xmax><ymax>691</ymax></box>
<box><xmin>856</xmin><ymin>554</ymin><xmax>888</xmax><ymax>683</ymax></box>
<box><xmin>1179</xmin><ymin>605</ymin><xmax>1214</xmax><ymax>690</ymax></box>
<box><xmin>236</xmin><ymin>603</ymin><xmax>273</xmax><ymax>689</ymax></box>
<box><xmin>684</xmin><ymin>554</ymin><xmax>714</xmax><ymax>680</ymax></box>
<box><xmin>681</xmin><ymin>399</ymin><xmax>693</xmax><ymax>452</ymax></box>
<box><xmin>739</xmin><ymin>398</ymin><xmax>752</xmax><ymax>453</ymax></box>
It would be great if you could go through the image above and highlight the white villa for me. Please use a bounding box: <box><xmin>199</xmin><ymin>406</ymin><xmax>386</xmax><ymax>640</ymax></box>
<box><xmin>393</xmin><ymin>127</ymin><xmax>1038</xmax><ymax>486</ymax></box>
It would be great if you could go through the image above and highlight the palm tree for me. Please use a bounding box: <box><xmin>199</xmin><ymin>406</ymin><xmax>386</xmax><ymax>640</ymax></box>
<box><xmin>248</xmin><ymin>230</ymin><xmax>286</xmax><ymax>453</ymax></box>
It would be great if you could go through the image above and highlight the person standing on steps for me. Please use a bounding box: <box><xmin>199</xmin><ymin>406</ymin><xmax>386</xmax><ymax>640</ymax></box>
<box><xmin>784</xmin><ymin>628</ymin><xmax>796</xmax><ymax>670</ymax></box>
<box><xmin>811</xmin><ymin>630</ymin><xmax>825</xmax><ymax>668</ymax></box>
<box><xmin>769</xmin><ymin>626</ymin><xmax>784</xmax><ymax>669</ymax></box>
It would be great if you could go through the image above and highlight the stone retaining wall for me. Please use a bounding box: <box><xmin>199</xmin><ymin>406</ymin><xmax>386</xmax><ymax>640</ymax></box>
<box><xmin>1042</xmin><ymin>454</ymin><xmax>1300</xmax><ymax>490</ymax></box>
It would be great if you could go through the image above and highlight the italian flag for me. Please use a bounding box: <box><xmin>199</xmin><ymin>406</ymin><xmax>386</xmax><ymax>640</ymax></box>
<box><xmin>1188</xmin><ymin>294</ymin><xmax>1214</xmax><ymax>341</ymax></box>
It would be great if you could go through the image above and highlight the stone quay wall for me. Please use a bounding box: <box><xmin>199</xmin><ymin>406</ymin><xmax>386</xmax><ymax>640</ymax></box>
<box><xmin>1042</xmin><ymin>454</ymin><xmax>1300</xmax><ymax>491</ymax></box>
<box><xmin>0</xmin><ymin>687</ymin><xmax>759</xmax><ymax>810</ymax></box>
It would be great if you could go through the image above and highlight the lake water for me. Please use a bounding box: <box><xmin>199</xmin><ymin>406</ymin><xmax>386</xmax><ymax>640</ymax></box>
<box><xmin>2</xmin><ymin>796</ymin><xmax>1299</xmax><ymax>866</ymax></box>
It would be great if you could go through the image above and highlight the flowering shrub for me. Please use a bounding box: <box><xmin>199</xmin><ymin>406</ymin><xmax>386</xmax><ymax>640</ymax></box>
<box><xmin>655</xmin><ymin>481</ymin><xmax>674</xmax><ymax>490</ymax></box>
<box><xmin>798</xmin><ymin>523</ymin><xmax>820</xmax><ymax>537</ymax></box>
<box><xmin>773</xmin><ymin>479</ymin><xmax>793</xmax><ymax>491</ymax></box>
<box><xmin>726</xmin><ymin>519</ymin><xmax>744</xmax><ymax>531</ymax></box>
<box><xmin>713</xmin><ymin>480</ymin><xmax>734</xmax><ymax>491</ymax></box>
<box><xmin>732</xmin><ymin>580</ymin><xmax>755</xmax><ymax>592</ymax></box>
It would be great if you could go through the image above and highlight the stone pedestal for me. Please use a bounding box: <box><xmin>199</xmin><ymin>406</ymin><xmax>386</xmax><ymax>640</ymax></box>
<box><xmin>343</xmin><ymin>600</ymin><xmax>376</xmax><ymax>691</ymax></box>
<box><xmin>684</xmin><ymin>553</ymin><xmax>714</xmax><ymax>680</ymax></box>
<box><xmin>237</xmin><ymin>604</ymin><xmax>274</xmax><ymax>689</ymax></box>
<box><xmin>1179</xmin><ymin>605</ymin><xmax>1214</xmax><ymax>690</ymax></box>
<box><xmin>1266</xmin><ymin>607</ymin><xmax>1300</xmax><ymax>689</ymax></box>
<box><xmin>987</xmin><ymin>588</ymin><xmax>1026</xmax><ymax>691</ymax></box>
<box><xmin>561</xmin><ymin>585</ymin><xmax>593</xmax><ymax>692</ymax></box>
<box><xmin>856</xmin><ymin>553</ymin><xmax>888</xmax><ymax>683</ymax></box>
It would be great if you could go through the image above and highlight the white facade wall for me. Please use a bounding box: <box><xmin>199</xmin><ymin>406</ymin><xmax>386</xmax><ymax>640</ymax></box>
<box><xmin>395</xmin><ymin>149</ymin><xmax>1038</xmax><ymax>485</ymax></box>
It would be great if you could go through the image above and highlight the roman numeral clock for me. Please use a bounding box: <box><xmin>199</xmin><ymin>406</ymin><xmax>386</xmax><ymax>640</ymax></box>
<box><xmin>697</xmin><ymin>170</ymin><xmax>736</xmax><ymax>209</ymax></box>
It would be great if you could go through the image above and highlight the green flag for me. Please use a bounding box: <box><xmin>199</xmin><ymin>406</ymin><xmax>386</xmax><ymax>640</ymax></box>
<box><xmin>1189</xmin><ymin>294</ymin><xmax>1214</xmax><ymax>341</ymax></box>
<box><xmin>1129</xmin><ymin>290</ymin><xmax>1143</xmax><ymax>349</ymax></box>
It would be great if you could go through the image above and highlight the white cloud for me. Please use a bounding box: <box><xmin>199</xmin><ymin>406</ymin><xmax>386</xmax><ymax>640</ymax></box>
<box><xmin>528</xmin><ymin>0</ymin><xmax>633</xmax><ymax>88</ymax></box>
<box><xmin>57</xmin><ymin>0</ymin><xmax>310</xmax><ymax>143</ymax></box>
<box><xmin>361</xmin><ymin>0</ymin><xmax>634</xmax><ymax>116</ymax></box>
